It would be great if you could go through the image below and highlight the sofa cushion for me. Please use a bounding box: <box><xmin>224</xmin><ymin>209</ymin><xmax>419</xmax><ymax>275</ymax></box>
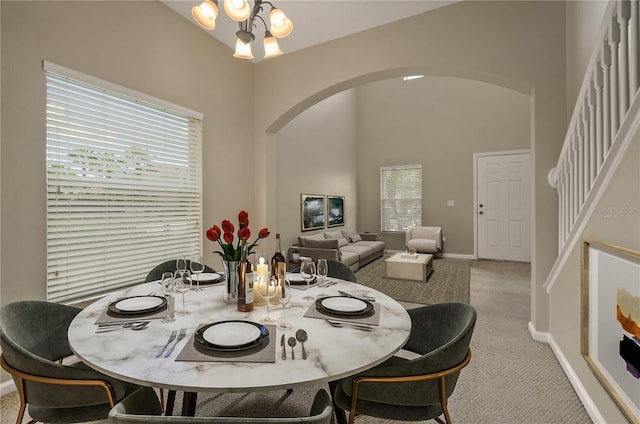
<box><xmin>353</xmin><ymin>240</ymin><xmax>385</xmax><ymax>254</ymax></box>
<box><xmin>300</xmin><ymin>238</ymin><xmax>339</xmax><ymax>249</ymax></box>
<box><xmin>341</xmin><ymin>228</ymin><xmax>358</xmax><ymax>238</ymax></box>
<box><xmin>342</xmin><ymin>244</ymin><xmax>374</xmax><ymax>261</ymax></box>
<box><xmin>298</xmin><ymin>233</ymin><xmax>325</xmax><ymax>245</ymax></box>
<box><xmin>349</xmin><ymin>233</ymin><xmax>363</xmax><ymax>243</ymax></box>
<box><xmin>339</xmin><ymin>250</ymin><xmax>360</xmax><ymax>267</ymax></box>
<box><xmin>324</xmin><ymin>229</ymin><xmax>349</xmax><ymax>247</ymax></box>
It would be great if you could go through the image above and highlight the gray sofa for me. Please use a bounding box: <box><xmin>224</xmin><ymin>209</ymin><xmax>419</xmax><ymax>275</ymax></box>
<box><xmin>287</xmin><ymin>228</ymin><xmax>385</xmax><ymax>271</ymax></box>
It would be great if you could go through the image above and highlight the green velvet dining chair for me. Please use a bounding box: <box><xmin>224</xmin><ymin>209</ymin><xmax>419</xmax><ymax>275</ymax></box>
<box><xmin>332</xmin><ymin>302</ymin><xmax>476</xmax><ymax>424</ymax></box>
<box><xmin>326</xmin><ymin>260</ymin><xmax>357</xmax><ymax>283</ymax></box>
<box><xmin>108</xmin><ymin>387</ymin><xmax>334</xmax><ymax>424</ymax></box>
<box><xmin>0</xmin><ymin>300</ymin><xmax>158</xmax><ymax>424</ymax></box>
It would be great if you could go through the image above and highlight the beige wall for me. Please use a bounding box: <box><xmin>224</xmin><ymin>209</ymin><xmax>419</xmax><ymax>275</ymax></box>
<box><xmin>550</xmin><ymin>134</ymin><xmax>640</xmax><ymax>424</ymax></box>
<box><xmin>566</xmin><ymin>0</ymin><xmax>608</xmax><ymax>117</ymax></box>
<box><xmin>1</xmin><ymin>1</ymin><xmax>253</xmax><ymax>306</ymax></box>
<box><xmin>275</xmin><ymin>90</ymin><xmax>358</xmax><ymax>249</ymax></box>
<box><xmin>354</xmin><ymin>76</ymin><xmax>530</xmax><ymax>253</ymax></box>
<box><xmin>254</xmin><ymin>0</ymin><xmax>566</xmax><ymax>334</ymax></box>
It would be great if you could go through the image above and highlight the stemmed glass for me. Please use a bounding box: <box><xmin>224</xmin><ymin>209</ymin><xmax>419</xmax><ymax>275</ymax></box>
<box><xmin>190</xmin><ymin>256</ymin><xmax>205</xmax><ymax>292</ymax></box>
<box><xmin>257</xmin><ymin>275</ymin><xmax>278</xmax><ymax>323</ymax></box>
<box><xmin>278</xmin><ymin>277</ymin><xmax>292</xmax><ymax>329</ymax></box>
<box><xmin>176</xmin><ymin>256</ymin><xmax>187</xmax><ymax>276</ymax></box>
<box><xmin>300</xmin><ymin>259</ymin><xmax>316</xmax><ymax>301</ymax></box>
<box><xmin>160</xmin><ymin>272</ymin><xmax>176</xmax><ymax>323</ymax></box>
<box><xmin>317</xmin><ymin>259</ymin><xmax>328</xmax><ymax>285</ymax></box>
<box><xmin>174</xmin><ymin>270</ymin><xmax>192</xmax><ymax>316</ymax></box>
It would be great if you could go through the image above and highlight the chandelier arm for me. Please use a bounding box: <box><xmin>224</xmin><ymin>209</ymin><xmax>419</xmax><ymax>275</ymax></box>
<box><xmin>246</xmin><ymin>0</ymin><xmax>264</xmax><ymax>36</ymax></box>
<box><xmin>254</xmin><ymin>14</ymin><xmax>269</xmax><ymax>32</ymax></box>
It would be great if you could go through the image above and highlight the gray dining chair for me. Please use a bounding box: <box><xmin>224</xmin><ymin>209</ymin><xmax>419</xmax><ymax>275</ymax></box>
<box><xmin>326</xmin><ymin>260</ymin><xmax>357</xmax><ymax>283</ymax></box>
<box><xmin>0</xmin><ymin>300</ymin><xmax>158</xmax><ymax>424</ymax></box>
<box><xmin>332</xmin><ymin>302</ymin><xmax>476</xmax><ymax>424</ymax></box>
<box><xmin>145</xmin><ymin>259</ymin><xmax>216</xmax><ymax>282</ymax></box>
<box><xmin>108</xmin><ymin>387</ymin><xmax>334</xmax><ymax>424</ymax></box>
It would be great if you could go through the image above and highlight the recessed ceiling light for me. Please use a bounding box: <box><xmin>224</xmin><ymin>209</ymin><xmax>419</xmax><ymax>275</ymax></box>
<box><xmin>403</xmin><ymin>75</ymin><xmax>425</xmax><ymax>81</ymax></box>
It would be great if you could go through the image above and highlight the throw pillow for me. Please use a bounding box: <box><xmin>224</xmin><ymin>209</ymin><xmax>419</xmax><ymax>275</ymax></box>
<box><xmin>350</xmin><ymin>234</ymin><xmax>363</xmax><ymax>243</ymax></box>
<box><xmin>341</xmin><ymin>228</ymin><xmax>358</xmax><ymax>238</ymax></box>
<box><xmin>323</xmin><ymin>229</ymin><xmax>344</xmax><ymax>240</ymax></box>
<box><xmin>337</xmin><ymin>237</ymin><xmax>349</xmax><ymax>247</ymax></box>
<box><xmin>298</xmin><ymin>233</ymin><xmax>325</xmax><ymax>245</ymax></box>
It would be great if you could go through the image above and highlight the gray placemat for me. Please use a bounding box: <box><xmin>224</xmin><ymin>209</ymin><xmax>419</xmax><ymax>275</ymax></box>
<box><xmin>95</xmin><ymin>296</ymin><xmax>174</xmax><ymax>325</ymax></box>
<box><xmin>303</xmin><ymin>300</ymin><xmax>380</xmax><ymax>326</ymax></box>
<box><xmin>176</xmin><ymin>323</ymin><xmax>276</xmax><ymax>363</ymax></box>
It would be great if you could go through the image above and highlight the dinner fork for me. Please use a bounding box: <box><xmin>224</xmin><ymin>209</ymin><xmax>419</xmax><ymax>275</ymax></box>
<box><xmin>164</xmin><ymin>328</ymin><xmax>187</xmax><ymax>358</ymax></box>
<box><xmin>324</xmin><ymin>319</ymin><xmax>374</xmax><ymax>332</ymax></box>
<box><xmin>156</xmin><ymin>330</ymin><xmax>177</xmax><ymax>358</ymax></box>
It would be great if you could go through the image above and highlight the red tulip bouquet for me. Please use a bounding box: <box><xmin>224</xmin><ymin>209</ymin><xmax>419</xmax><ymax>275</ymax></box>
<box><xmin>206</xmin><ymin>210</ymin><xmax>270</xmax><ymax>261</ymax></box>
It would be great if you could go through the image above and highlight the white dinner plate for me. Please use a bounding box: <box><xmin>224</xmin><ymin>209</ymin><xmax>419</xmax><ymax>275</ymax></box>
<box><xmin>202</xmin><ymin>321</ymin><xmax>262</xmax><ymax>347</ymax></box>
<box><xmin>197</xmin><ymin>272</ymin><xmax>222</xmax><ymax>282</ymax></box>
<box><xmin>286</xmin><ymin>272</ymin><xmax>306</xmax><ymax>282</ymax></box>
<box><xmin>113</xmin><ymin>296</ymin><xmax>164</xmax><ymax>312</ymax></box>
<box><xmin>320</xmin><ymin>297</ymin><xmax>369</xmax><ymax>313</ymax></box>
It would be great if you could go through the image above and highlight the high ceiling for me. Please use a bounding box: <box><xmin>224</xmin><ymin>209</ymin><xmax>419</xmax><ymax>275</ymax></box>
<box><xmin>162</xmin><ymin>1</ymin><xmax>458</xmax><ymax>62</ymax></box>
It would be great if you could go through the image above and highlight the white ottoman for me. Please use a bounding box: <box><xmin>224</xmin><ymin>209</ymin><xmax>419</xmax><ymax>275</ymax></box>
<box><xmin>385</xmin><ymin>253</ymin><xmax>433</xmax><ymax>282</ymax></box>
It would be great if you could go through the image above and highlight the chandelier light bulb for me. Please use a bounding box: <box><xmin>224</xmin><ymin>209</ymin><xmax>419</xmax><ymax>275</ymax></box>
<box><xmin>233</xmin><ymin>38</ymin><xmax>254</xmax><ymax>59</ymax></box>
<box><xmin>269</xmin><ymin>8</ymin><xmax>293</xmax><ymax>38</ymax></box>
<box><xmin>192</xmin><ymin>0</ymin><xmax>218</xmax><ymax>30</ymax></box>
<box><xmin>263</xmin><ymin>32</ymin><xmax>283</xmax><ymax>58</ymax></box>
<box><xmin>224</xmin><ymin>0</ymin><xmax>251</xmax><ymax>22</ymax></box>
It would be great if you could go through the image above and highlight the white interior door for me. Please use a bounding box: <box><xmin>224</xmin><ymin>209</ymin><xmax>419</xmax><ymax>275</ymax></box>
<box><xmin>477</xmin><ymin>152</ymin><xmax>531</xmax><ymax>262</ymax></box>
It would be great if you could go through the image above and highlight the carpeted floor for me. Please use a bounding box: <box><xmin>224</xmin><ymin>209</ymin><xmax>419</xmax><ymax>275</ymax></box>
<box><xmin>0</xmin><ymin>259</ymin><xmax>592</xmax><ymax>424</ymax></box>
<box><xmin>355</xmin><ymin>256</ymin><xmax>470</xmax><ymax>304</ymax></box>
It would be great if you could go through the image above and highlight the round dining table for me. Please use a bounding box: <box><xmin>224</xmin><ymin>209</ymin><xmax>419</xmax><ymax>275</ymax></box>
<box><xmin>68</xmin><ymin>276</ymin><xmax>412</xmax><ymax>421</ymax></box>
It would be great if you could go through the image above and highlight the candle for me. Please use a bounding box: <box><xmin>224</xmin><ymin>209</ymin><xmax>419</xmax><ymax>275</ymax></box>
<box><xmin>254</xmin><ymin>257</ymin><xmax>269</xmax><ymax>305</ymax></box>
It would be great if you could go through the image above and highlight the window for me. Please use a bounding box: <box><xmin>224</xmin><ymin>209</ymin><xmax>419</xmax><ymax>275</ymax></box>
<box><xmin>45</xmin><ymin>62</ymin><xmax>203</xmax><ymax>302</ymax></box>
<box><xmin>380</xmin><ymin>165</ymin><xmax>422</xmax><ymax>232</ymax></box>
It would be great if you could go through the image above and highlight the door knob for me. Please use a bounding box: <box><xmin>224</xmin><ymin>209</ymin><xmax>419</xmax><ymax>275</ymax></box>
<box><xmin>479</xmin><ymin>211</ymin><xmax>484</xmax><ymax>215</ymax></box>
<box><xmin>479</xmin><ymin>204</ymin><xmax>484</xmax><ymax>208</ymax></box>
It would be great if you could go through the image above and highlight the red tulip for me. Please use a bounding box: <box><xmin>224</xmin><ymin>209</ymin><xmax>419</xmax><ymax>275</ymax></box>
<box><xmin>221</xmin><ymin>219</ymin><xmax>234</xmax><ymax>233</ymax></box>
<box><xmin>238</xmin><ymin>210</ymin><xmax>249</xmax><ymax>227</ymax></box>
<box><xmin>206</xmin><ymin>226</ymin><xmax>220</xmax><ymax>242</ymax></box>
<box><xmin>239</xmin><ymin>227</ymin><xmax>251</xmax><ymax>240</ymax></box>
<box><xmin>223</xmin><ymin>230</ymin><xmax>234</xmax><ymax>244</ymax></box>
<box><xmin>258</xmin><ymin>228</ymin><xmax>270</xmax><ymax>239</ymax></box>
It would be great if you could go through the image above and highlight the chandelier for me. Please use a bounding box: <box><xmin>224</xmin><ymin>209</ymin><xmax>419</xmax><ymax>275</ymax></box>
<box><xmin>192</xmin><ymin>0</ymin><xmax>293</xmax><ymax>60</ymax></box>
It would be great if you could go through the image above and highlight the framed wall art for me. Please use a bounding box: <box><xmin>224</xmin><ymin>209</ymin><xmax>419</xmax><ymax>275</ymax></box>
<box><xmin>327</xmin><ymin>195</ymin><xmax>345</xmax><ymax>228</ymax></box>
<box><xmin>301</xmin><ymin>194</ymin><xmax>325</xmax><ymax>232</ymax></box>
<box><xmin>582</xmin><ymin>239</ymin><xmax>640</xmax><ymax>424</ymax></box>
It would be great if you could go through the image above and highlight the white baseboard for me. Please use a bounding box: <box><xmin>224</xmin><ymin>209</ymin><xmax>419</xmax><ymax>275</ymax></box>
<box><xmin>1</xmin><ymin>378</ymin><xmax>16</xmax><ymax>397</ymax></box>
<box><xmin>528</xmin><ymin>321</ymin><xmax>606</xmax><ymax>424</ymax></box>
<box><xmin>439</xmin><ymin>253</ymin><xmax>475</xmax><ymax>260</ymax></box>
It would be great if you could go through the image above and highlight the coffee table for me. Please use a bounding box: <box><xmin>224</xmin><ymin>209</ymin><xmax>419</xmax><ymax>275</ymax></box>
<box><xmin>385</xmin><ymin>252</ymin><xmax>433</xmax><ymax>281</ymax></box>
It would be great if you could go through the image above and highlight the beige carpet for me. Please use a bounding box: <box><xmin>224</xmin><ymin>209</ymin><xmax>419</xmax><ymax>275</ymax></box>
<box><xmin>355</xmin><ymin>256</ymin><xmax>471</xmax><ymax>304</ymax></box>
<box><xmin>0</xmin><ymin>260</ymin><xmax>592</xmax><ymax>424</ymax></box>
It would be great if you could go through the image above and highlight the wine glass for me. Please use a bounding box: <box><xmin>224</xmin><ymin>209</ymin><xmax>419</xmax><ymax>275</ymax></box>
<box><xmin>174</xmin><ymin>270</ymin><xmax>192</xmax><ymax>316</ymax></box>
<box><xmin>160</xmin><ymin>272</ymin><xmax>176</xmax><ymax>323</ymax></box>
<box><xmin>176</xmin><ymin>256</ymin><xmax>187</xmax><ymax>276</ymax></box>
<box><xmin>300</xmin><ymin>259</ymin><xmax>316</xmax><ymax>301</ymax></box>
<box><xmin>190</xmin><ymin>256</ymin><xmax>205</xmax><ymax>292</ymax></box>
<box><xmin>278</xmin><ymin>277</ymin><xmax>292</xmax><ymax>329</ymax></box>
<box><xmin>317</xmin><ymin>259</ymin><xmax>328</xmax><ymax>285</ymax></box>
<box><xmin>257</xmin><ymin>275</ymin><xmax>278</xmax><ymax>323</ymax></box>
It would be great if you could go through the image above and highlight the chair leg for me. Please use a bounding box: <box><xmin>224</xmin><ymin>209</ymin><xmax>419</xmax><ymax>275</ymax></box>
<box><xmin>13</xmin><ymin>377</ymin><xmax>28</xmax><ymax>424</ymax></box>
<box><xmin>159</xmin><ymin>388</ymin><xmax>165</xmax><ymax>412</ymax></box>
<box><xmin>439</xmin><ymin>376</ymin><xmax>452</xmax><ymax>424</ymax></box>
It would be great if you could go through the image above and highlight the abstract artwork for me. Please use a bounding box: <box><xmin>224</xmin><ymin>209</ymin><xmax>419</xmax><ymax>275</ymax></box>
<box><xmin>582</xmin><ymin>239</ymin><xmax>640</xmax><ymax>423</ymax></box>
<box><xmin>301</xmin><ymin>194</ymin><xmax>325</xmax><ymax>232</ymax></box>
<box><xmin>327</xmin><ymin>195</ymin><xmax>345</xmax><ymax>227</ymax></box>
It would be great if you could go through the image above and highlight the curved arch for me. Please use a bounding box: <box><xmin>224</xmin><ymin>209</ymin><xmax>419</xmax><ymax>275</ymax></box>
<box><xmin>266</xmin><ymin>65</ymin><xmax>533</xmax><ymax>135</ymax></box>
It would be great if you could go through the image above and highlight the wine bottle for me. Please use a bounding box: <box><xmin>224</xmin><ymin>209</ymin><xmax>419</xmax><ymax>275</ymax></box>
<box><xmin>237</xmin><ymin>238</ymin><xmax>254</xmax><ymax>312</ymax></box>
<box><xmin>271</xmin><ymin>233</ymin><xmax>286</xmax><ymax>284</ymax></box>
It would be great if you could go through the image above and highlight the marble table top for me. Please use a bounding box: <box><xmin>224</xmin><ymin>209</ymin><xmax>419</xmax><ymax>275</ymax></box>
<box><xmin>68</xmin><ymin>278</ymin><xmax>411</xmax><ymax>393</ymax></box>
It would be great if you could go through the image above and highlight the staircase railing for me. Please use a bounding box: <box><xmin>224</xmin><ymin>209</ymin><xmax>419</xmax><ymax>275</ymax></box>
<box><xmin>545</xmin><ymin>0</ymin><xmax>640</xmax><ymax>291</ymax></box>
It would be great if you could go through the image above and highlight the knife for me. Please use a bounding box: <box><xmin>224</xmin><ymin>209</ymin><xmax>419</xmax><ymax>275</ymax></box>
<box><xmin>338</xmin><ymin>290</ymin><xmax>376</xmax><ymax>302</ymax></box>
<box><xmin>280</xmin><ymin>334</ymin><xmax>287</xmax><ymax>360</ymax></box>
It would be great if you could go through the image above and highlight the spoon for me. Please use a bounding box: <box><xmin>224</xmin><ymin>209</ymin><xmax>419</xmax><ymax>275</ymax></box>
<box><xmin>295</xmin><ymin>329</ymin><xmax>308</xmax><ymax>360</ymax></box>
<box><xmin>95</xmin><ymin>321</ymin><xmax>149</xmax><ymax>333</ymax></box>
<box><xmin>287</xmin><ymin>336</ymin><xmax>297</xmax><ymax>360</ymax></box>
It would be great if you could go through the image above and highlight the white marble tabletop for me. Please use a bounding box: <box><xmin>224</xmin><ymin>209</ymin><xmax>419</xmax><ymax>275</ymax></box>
<box><xmin>68</xmin><ymin>279</ymin><xmax>411</xmax><ymax>393</ymax></box>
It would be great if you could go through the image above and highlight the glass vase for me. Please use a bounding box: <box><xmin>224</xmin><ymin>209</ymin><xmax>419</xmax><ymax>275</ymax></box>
<box><xmin>223</xmin><ymin>260</ymin><xmax>239</xmax><ymax>304</ymax></box>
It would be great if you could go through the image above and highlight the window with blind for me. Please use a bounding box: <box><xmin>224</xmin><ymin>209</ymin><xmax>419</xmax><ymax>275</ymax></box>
<box><xmin>380</xmin><ymin>165</ymin><xmax>422</xmax><ymax>233</ymax></box>
<box><xmin>45</xmin><ymin>62</ymin><xmax>203</xmax><ymax>302</ymax></box>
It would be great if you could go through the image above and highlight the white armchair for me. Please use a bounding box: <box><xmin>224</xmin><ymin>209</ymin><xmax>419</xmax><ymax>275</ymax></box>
<box><xmin>406</xmin><ymin>226</ymin><xmax>442</xmax><ymax>254</ymax></box>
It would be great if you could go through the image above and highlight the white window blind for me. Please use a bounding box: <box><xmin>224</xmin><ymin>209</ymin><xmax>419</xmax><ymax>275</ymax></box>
<box><xmin>45</xmin><ymin>62</ymin><xmax>203</xmax><ymax>302</ymax></box>
<box><xmin>380</xmin><ymin>165</ymin><xmax>422</xmax><ymax>232</ymax></box>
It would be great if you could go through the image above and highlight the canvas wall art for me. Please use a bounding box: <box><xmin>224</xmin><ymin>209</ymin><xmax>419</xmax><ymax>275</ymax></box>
<box><xmin>301</xmin><ymin>194</ymin><xmax>325</xmax><ymax>231</ymax></box>
<box><xmin>327</xmin><ymin>195</ymin><xmax>345</xmax><ymax>227</ymax></box>
<box><xmin>582</xmin><ymin>239</ymin><xmax>640</xmax><ymax>424</ymax></box>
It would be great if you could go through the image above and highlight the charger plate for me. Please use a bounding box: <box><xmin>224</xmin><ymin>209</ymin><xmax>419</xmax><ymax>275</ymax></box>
<box><xmin>108</xmin><ymin>296</ymin><xmax>167</xmax><ymax>316</ymax></box>
<box><xmin>195</xmin><ymin>320</ymin><xmax>269</xmax><ymax>352</ymax></box>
